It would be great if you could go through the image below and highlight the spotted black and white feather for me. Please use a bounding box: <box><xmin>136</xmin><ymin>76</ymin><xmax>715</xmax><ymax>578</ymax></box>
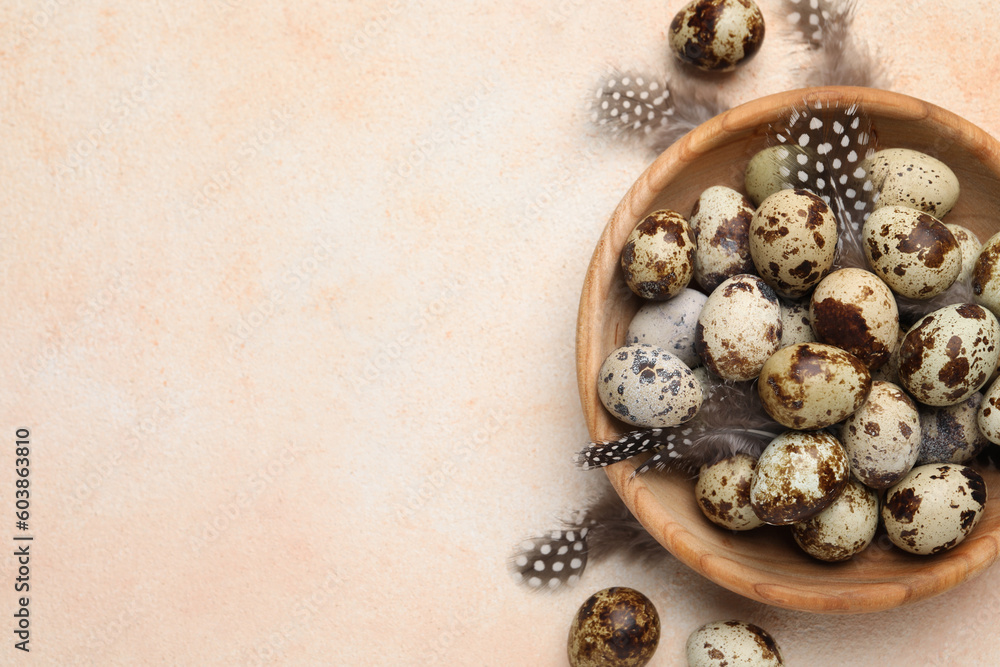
<box><xmin>763</xmin><ymin>100</ymin><xmax>880</xmax><ymax>271</ymax></box>
<box><xmin>784</xmin><ymin>0</ymin><xmax>890</xmax><ymax>89</ymax></box>
<box><xmin>510</xmin><ymin>483</ymin><xmax>665</xmax><ymax>591</ymax></box>
<box><xmin>590</xmin><ymin>69</ymin><xmax>727</xmax><ymax>153</ymax></box>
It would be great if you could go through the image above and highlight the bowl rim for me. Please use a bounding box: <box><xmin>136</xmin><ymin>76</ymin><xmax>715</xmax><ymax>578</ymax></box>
<box><xmin>576</xmin><ymin>85</ymin><xmax>1000</xmax><ymax>614</ymax></box>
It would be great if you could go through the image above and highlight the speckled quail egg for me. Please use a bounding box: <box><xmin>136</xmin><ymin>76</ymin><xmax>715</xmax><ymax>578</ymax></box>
<box><xmin>758</xmin><ymin>342</ymin><xmax>871</xmax><ymax>430</ymax></box>
<box><xmin>750</xmin><ymin>430</ymin><xmax>850</xmax><ymax>525</ymax></box>
<box><xmin>690</xmin><ymin>186</ymin><xmax>756</xmax><ymax>292</ymax></box>
<box><xmin>686</xmin><ymin>621</ymin><xmax>783</xmax><ymax>667</ymax></box>
<box><xmin>621</xmin><ymin>209</ymin><xmax>696</xmax><ymax>300</ymax></box>
<box><xmin>568</xmin><ymin>587</ymin><xmax>660</xmax><ymax>667</ymax></box>
<box><xmin>868</xmin><ymin>148</ymin><xmax>960</xmax><ymax>219</ymax></box>
<box><xmin>882</xmin><ymin>464</ymin><xmax>987</xmax><ymax>555</ymax></box>
<box><xmin>627</xmin><ymin>288</ymin><xmax>708</xmax><ymax>369</ymax></box>
<box><xmin>919</xmin><ymin>393</ymin><xmax>989</xmax><ymax>464</ymax></box>
<box><xmin>898</xmin><ymin>303</ymin><xmax>1000</xmax><ymax>406</ymax></box>
<box><xmin>598</xmin><ymin>345</ymin><xmax>704</xmax><ymax>428</ymax></box>
<box><xmin>668</xmin><ymin>0</ymin><xmax>765</xmax><ymax>72</ymax></box>
<box><xmin>792</xmin><ymin>477</ymin><xmax>879</xmax><ymax>562</ymax></box>
<box><xmin>946</xmin><ymin>224</ymin><xmax>982</xmax><ymax>283</ymax></box>
<box><xmin>977</xmin><ymin>377</ymin><xmax>1000</xmax><ymax>444</ymax></box>
<box><xmin>744</xmin><ymin>145</ymin><xmax>808</xmax><ymax>206</ymax></box>
<box><xmin>694</xmin><ymin>274</ymin><xmax>782</xmax><ymax>381</ymax></box>
<box><xmin>840</xmin><ymin>381</ymin><xmax>921</xmax><ymax>489</ymax></box>
<box><xmin>695</xmin><ymin>454</ymin><xmax>764</xmax><ymax>531</ymax></box>
<box><xmin>862</xmin><ymin>205</ymin><xmax>962</xmax><ymax>300</ymax></box>
<box><xmin>973</xmin><ymin>231</ymin><xmax>1000</xmax><ymax>318</ymax></box>
<box><xmin>750</xmin><ymin>189</ymin><xmax>838</xmax><ymax>298</ymax></box>
<box><xmin>809</xmin><ymin>268</ymin><xmax>899</xmax><ymax>370</ymax></box>
<box><xmin>779</xmin><ymin>302</ymin><xmax>816</xmax><ymax>347</ymax></box>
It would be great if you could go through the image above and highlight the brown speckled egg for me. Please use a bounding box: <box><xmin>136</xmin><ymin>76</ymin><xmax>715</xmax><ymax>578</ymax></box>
<box><xmin>840</xmin><ymin>381</ymin><xmax>921</xmax><ymax>489</ymax></box>
<box><xmin>597</xmin><ymin>345</ymin><xmax>703</xmax><ymax>428</ymax></box>
<box><xmin>868</xmin><ymin>148</ymin><xmax>960</xmax><ymax>219</ymax></box>
<box><xmin>977</xmin><ymin>378</ymin><xmax>1000</xmax><ymax>444</ymax></box>
<box><xmin>919</xmin><ymin>393</ymin><xmax>989</xmax><ymax>464</ymax></box>
<box><xmin>621</xmin><ymin>209</ymin><xmax>695</xmax><ymax>300</ymax></box>
<box><xmin>695</xmin><ymin>454</ymin><xmax>764</xmax><ymax>531</ymax></box>
<box><xmin>862</xmin><ymin>205</ymin><xmax>961</xmax><ymax>300</ymax></box>
<box><xmin>809</xmin><ymin>268</ymin><xmax>899</xmax><ymax>370</ymax></box>
<box><xmin>898</xmin><ymin>303</ymin><xmax>1000</xmax><ymax>406</ymax></box>
<box><xmin>669</xmin><ymin>0</ymin><xmax>765</xmax><ymax>72</ymax></box>
<box><xmin>882</xmin><ymin>464</ymin><xmax>987</xmax><ymax>555</ymax></box>
<box><xmin>946</xmin><ymin>224</ymin><xmax>982</xmax><ymax>283</ymax></box>
<box><xmin>690</xmin><ymin>186</ymin><xmax>756</xmax><ymax>293</ymax></box>
<box><xmin>779</xmin><ymin>302</ymin><xmax>816</xmax><ymax>347</ymax></box>
<box><xmin>695</xmin><ymin>275</ymin><xmax>782</xmax><ymax>381</ymax></box>
<box><xmin>750</xmin><ymin>430</ymin><xmax>850</xmax><ymax>525</ymax></box>
<box><xmin>750</xmin><ymin>189</ymin><xmax>837</xmax><ymax>298</ymax></box>
<box><xmin>758</xmin><ymin>343</ymin><xmax>871</xmax><ymax>430</ymax></box>
<box><xmin>568</xmin><ymin>587</ymin><xmax>660</xmax><ymax>667</ymax></box>
<box><xmin>973</xmin><ymin>231</ymin><xmax>1000</xmax><ymax>318</ymax></box>
<box><xmin>686</xmin><ymin>621</ymin><xmax>783</xmax><ymax>667</ymax></box>
<box><xmin>792</xmin><ymin>478</ymin><xmax>879</xmax><ymax>562</ymax></box>
<box><xmin>871</xmin><ymin>327</ymin><xmax>906</xmax><ymax>385</ymax></box>
<box><xmin>744</xmin><ymin>145</ymin><xmax>807</xmax><ymax>206</ymax></box>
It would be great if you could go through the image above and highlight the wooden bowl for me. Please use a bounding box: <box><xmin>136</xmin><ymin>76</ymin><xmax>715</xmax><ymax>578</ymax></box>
<box><xmin>576</xmin><ymin>86</ymin><xmax>1000</xmax><ymax>614</ymax></box>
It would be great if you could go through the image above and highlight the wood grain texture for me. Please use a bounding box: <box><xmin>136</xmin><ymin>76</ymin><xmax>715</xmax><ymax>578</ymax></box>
<box><xmin>576</xmin><ymin>87</ymin><xmax>1000</xmax><ymax>614</ymax></box>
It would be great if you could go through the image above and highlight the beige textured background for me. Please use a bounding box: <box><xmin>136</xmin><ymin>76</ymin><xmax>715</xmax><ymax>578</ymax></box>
<box><xmin>3</xmin><ymin>0</ymin><xmax>1000</xmax><ymax>664</ymax></box>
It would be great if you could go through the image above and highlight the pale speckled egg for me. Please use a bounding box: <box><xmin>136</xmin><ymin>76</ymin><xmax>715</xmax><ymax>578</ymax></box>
<box><xmin>750</xmin><ymin>189</ymin><xmax>837</xmax><ymax>298</ymax></box>
<box><xmin>695</xmin><ymin>454</ymin><xmax>764</xmax><ymax>531</ymax></box>
<box><xmin>792</xmin><ymin>477</ymin><xmax>879</xmax><ymax>562</ymax></box>
<box><xmin>758</xmin><ymin>343</ymin><xmax>871</xmax><ymax>430</ymax></box>
<box><xmin>567</xmin><ymin>587</ymin><xmax>660</xmax><ymax>667</ymax></box>
<box><xmin>627</xmin><ymin>289</ymin><xmax>707</xmax><ymax>369</ymax></box>
<box><xmin>898</xmin><ymin>303</ymin><xmax>1000</xmax><ymax>406</ymax></box>
<box><xmin>668</xmin><ymin>0</ymin><xmax>765</xmax><ymax>72</ymax></box>
<box><xmin>882</xmin><ymin>464</ymin><xmax>987</xmax><ymax>555</ymax></box>
<box><xmin>685</xmin><ymin>620</ymin><xmax>783</xmax><ymax>667</ymax></box>
<box><xmin>862</xmin><ymin>205</ymin><xmax>961</xmax><ymax>300</ymax></box>
<box><xmin>972</xmin><ymin>231</ymin><xmax>1000</xmax><ymax>318</ymax></box>
<box><xmin>690</xmin><ymin>186</ymin><xmax>756</xmax><ymax>292</ymax></box>
<box><xmin>621</xmin><ymin>209</ymin><xmax>696</xmax><ymax>300</ymax></box>
<box><xmin>779</xmin><ymin>302</ymin><xmax>815</xmax><ymax>347</ymax></box>
<box><xmin>840</xmin><ymin>381</ymin><xmax>921</xmax><ymax>489</ymax></box>
<box><xmin>750</xmin><ymin>430</ymin><xmax>850</xmax><ymax>525</ymax></box>
<box><xmin>694</xmin><ymin>275</ymin><xmax>782</xmax><ymax>381</ymax></box>
<box><xmin>597</xmin><ymin>345</ymin><xmax>703</xmax><ymax>428</ymax></box>
<box><xmin>809</xmin><ymin>268</ymin><xmax>899</xmax><ymax>370</ymax></box>
<box><xmin>977</xmin><ymin>377</ymin><xmax>1000</xmax><ymax>444</ymax></box>
<box><xmin>919</xmin><ymin>393</ymin><xmax>989</xmax><ymax>464</ymax></box>
<box><xmin>869</xmin><ymin>148</ymin><xmax>960</xmax><ymax>219</ymax></box>
<box><xmin>871</xmin><ymin>327</ymin><xmax>906</xmax><ymax>385</ymax></box>
<box><xmin>744</xmin><ymin>145</ymin><xmax>807</xmax><ymax>206</ymax></box>
<box><xmin>946</xmin><ymin>223</ymin><xmax>982</xmax><ymax>283</ymax></box>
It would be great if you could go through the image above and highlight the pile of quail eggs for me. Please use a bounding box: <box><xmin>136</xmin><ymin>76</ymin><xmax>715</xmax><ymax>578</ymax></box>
<box><xmin>598</xmin><ymin>146</ymin><xmax>998</xmax><ymax>560</ymax></box>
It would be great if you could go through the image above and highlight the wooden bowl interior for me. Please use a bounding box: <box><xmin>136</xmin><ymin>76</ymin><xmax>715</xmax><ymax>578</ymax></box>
<box><xmin>577</xmin><ymin>87</ymin><xmax>1000</xmax><ymax>613</ymax></box>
